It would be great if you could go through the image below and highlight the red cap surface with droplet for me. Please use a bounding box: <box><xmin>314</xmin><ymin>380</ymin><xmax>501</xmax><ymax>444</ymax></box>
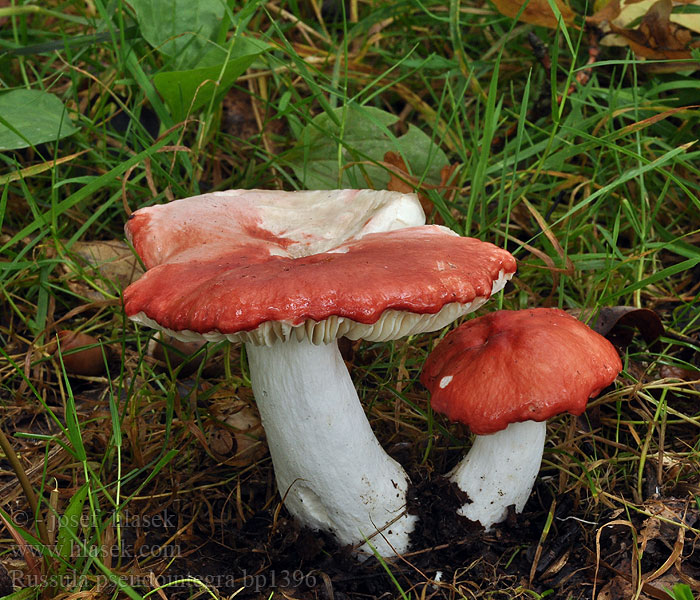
<box><xmin>124</xmin><ymin>226</ymin><xmax>516</xmax><ymax>334</ymax></box>
<box><xmin>421</xmin><ymin>308</ymin><xmax>622</xmax><ymax>434</ymax></box>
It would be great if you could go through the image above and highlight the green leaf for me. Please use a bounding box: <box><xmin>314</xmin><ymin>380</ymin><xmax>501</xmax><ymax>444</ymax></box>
<box><xmin>0</xmin><ymin>587</ymin><xmax>39</xmax><ymax>600</ymax></box>
<box><xmin>0</xmin><ymin>89</ymin><xmax>78</xmax><ymax>150</ymax></box>
<box><xmin>129</xmin><ymin>0</ymin><xmax>228</xmax><ymax>68</ymax></box>
<box><xmin>288</xmin><ymin>104</ymin><xmax>449</xmax><ymax>190</ymax></box>
<box><xmin>152</xmin><ymin>38</ymin><xmax>267</xmax><ymax>121</ymax></box>
<box><xmin>55</xmin><ymin>483</ymin><xmax>89</xmax><ymax>568</ymax></box>
<box><xmin>666</xmin><ymin>584</ymin><xmax>695</xmax><ymax>600</ymax></box>
<box><xmin>665</xmin><ymin>583</ymin><xmax>694</xmax><ymax>600</ymax></box>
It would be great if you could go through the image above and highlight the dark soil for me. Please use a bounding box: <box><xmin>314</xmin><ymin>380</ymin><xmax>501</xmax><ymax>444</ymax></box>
<box><xmin>152</xmin><ymin>469</ymin><xmax>700</xmax><ymax>600</ymax></box>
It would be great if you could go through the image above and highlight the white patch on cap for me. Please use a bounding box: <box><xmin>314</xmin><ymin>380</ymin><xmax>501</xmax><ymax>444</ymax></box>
<box><xmin>439</xmin><ymin>375</ymin><xmax>453</xmax><ymax>389</ymax></box>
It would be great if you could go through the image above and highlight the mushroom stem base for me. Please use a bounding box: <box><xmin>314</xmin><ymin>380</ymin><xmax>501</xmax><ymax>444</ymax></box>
<box><xmin>246</xmin><ymin>337</ymin><xmax>416</xmax><ymax>557</ymax></box>
<box><xmin>450</xmin><ymin>420</ymin><xmax>546</xmax><ymax>529</ymax></box>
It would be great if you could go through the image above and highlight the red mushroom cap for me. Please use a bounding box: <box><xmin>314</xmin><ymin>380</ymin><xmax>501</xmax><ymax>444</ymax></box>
<box><xmin>124</xmin><ymin>223</ymin><xmax>516</xmax><ymax>343</ymax></box>
<box><xmin>420</xmin><ymin>308</ymin><xmax>622</xmax><ymax>434</ymax></box>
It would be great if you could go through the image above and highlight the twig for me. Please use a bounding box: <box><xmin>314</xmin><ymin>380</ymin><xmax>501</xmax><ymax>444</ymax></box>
<box><xmin>0</xmin><ymin>425</ymin><xmax>51</xmax><ymax>547</ymax></box>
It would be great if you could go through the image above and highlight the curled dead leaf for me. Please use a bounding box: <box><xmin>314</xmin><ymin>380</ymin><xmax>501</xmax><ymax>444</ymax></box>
<box><xmin>207</xmin><ymin>399</ymin><xmax>266</xmax><ymax>467</ymax></box>
<box><xmin>598</xmin><ymin>0</ymin><xmax>700</xmax><ymax>60</ymax></box>
<box><xmin>384</xmin><ymin>151</ymin><xmax>457</xmax><ymax>224</ymax></box>
<box><xmin>492</xmin><ymin>0</ymin><xmax>576</xmax><ymax>28</ymax></box>
<box><xmin>658</xmin><ymin>364</ymin><xmax>700</xmax><ymax>390</ymax></box>
<box><xmin>592</xmin><ymin>306</ymin><xmax>664</xmax><ymax>350</ymax></box>
<box><xmin>587</xmin><ymin>0</ymin><xmax>622</xmax><ymax>25</ymax></box>
<box><xmin>596</xmin><ymin>576</ymin><xmax>635</xmax><ymax>600</ymax></box>
<box><xmin>610</xmin><ymin>4</ymin><xmax>692</xmax><ymax>55</ymax></box>
<box><xmin>384</xmin><ymin>151</ymin><xmax>416</xmax><ymax>196</ymax></box>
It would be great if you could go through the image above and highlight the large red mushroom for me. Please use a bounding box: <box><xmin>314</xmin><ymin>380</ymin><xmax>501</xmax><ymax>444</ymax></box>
<box><xmin>123</xmin><ymin>189</ymin><xmax>517</xmax><ymax>556</ymax></box>
<box><xmin>421</xmin><ymin>308</ymin><xmax>622</xmax><ymax>529</ymax></box>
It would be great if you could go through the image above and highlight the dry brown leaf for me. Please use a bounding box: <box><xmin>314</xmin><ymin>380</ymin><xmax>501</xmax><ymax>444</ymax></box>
<box><xmin>207</xmin><ymin>398</ymin><xmax>266</xmax><ymax>467</ymax></box>
<box><xmin>592</xmin><ymin>306</ymin><xmax>664</xmax><ymax>350</ymax></box>
<box><xmin>70</xmin><ymin>239</ymin><xmax>144</xmax><ymax>289</ymax></box>
<box><xmin>592</xmin><ymin>0</ymin><xmax>700</xmax><ymax>68</ymax></box>
<box><xmin>384</xmin><ymin>151</ymin><xmax>416</xmax><ymax>196</ymax></box>
<box><xmin>658</xmin><ymin>365</ymin><xmax>700</xmax><ymax>389</ymax></box>
<box><xmin>594</xmin><ymin>0</ymin><xmax>700</xmax><ymax>34</ymax></box>
<box><xmin>618</xmin><ymin>105</ymin><xmax>700</xmax><ymax>137</ymax></box>
<box><xmin>597</xmin><ymin>576</ymin><xmax>635</xmax><ymax>600</ymax></box>
<box><xmin>587</xmin><ymin>0</ymin><xmax>622</xmax><ymax>24</ymax></box>
<box><xmin>603</xmin><ymin>0</ymin><xmax>700</xmax><ymax>59</ymax></box>
<box><xmin>222</xmin><ymin>405</ymin><xmax>266</xmax><ymax>467</ymax></box>
<box><xmin>639</xmin><ymin>498</ymin><xmax>696</xmax><ymax>594</ymax></box>
<box><xmin>147</xmin><ymin>332</ymin><xmax>208</xmax><ymax>376</ymax></box>
<box><xmin>492</xmin><ymin>0</ymin><xmax>576</xmax><ymax>28</ymax></box>
<box><xmin>610</xmin><ymin>0</ymin><xmax>694</xmax><ymax>56</ymax></box>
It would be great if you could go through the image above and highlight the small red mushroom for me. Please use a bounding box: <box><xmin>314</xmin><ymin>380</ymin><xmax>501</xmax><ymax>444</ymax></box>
<box><xmin>421</xmin><ymin>308</ymin><xmax>622</xmax><ymax>529</ymax></box>
<box><xmin>54</xmin><ymin>330</ymin><xmax>106</xmax><ymax>376</ymax></box>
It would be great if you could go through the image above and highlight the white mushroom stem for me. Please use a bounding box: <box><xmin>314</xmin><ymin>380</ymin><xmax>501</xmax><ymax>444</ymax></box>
<box><xmin>245</xmin><ymin>337</ymin><xmax>416</xmax><ymax>557</ymax></box>
<box><xmin>450</xmin><ymin>420</ymin><xmax>546</xmax><ymax>529</ymax></box>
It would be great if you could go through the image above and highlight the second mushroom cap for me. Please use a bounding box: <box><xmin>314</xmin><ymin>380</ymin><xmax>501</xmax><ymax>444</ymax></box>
<box><xmin>421</xmin><ymin>308</ymin><xmax>623</xmax><ymax>434</ymax></box>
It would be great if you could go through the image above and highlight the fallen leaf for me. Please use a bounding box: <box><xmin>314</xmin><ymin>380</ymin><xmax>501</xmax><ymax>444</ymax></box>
<box><xmin>593</xmin><ymin>0</ymin><xmax>655</xmax><ymax>27</ymax></box>
<box><xmin>672</xmin><ymin>12</ymin><xmax>700</xmax><ymax>35</ymax></box>
<box><xmin>208</xmin><ymin>398</ymin><xmax>266</xmax><ymax>467</ymax></box>
<box><xmin>62</xmin><ymin>240</ymin><xmax>145</xmax><ymax>301</ymax></box>
<box><xmin>384</xmin><ymin>151</ymin><xmax>416</xmax><ymax>196</ymax></box>
<box><xmin>593</xmin><ymin>0</ymin><xmax>700</xmax><ymax>60</ymax></box>
<box><xmin>597</xmin><ymin>576</ymin><xmax>635</xmax><ymax>600</ymax></box>
<box><xmin>640</xmin><ymin>498</ymin><xmax>697</xmax><ymax>593</ymax></box>
<box><xmin>223</xmin><ymin>406</ymin><xmax>266</xmax><ymax>467</ymax></box>
<box><xmin>491</xmin><ymin>0</ymin><xmax>576</xmax><ymax>28</ymax></box>
<box><xmin>658</xmin><ymin>364</ymin><xmax>700</xmax><ymax>389</ymax></box>
<box><xmin>70</xmin><ymin>240</ymin><xmax>144</xmax><ymax>289</ymax></box>
<box><xmin>609</xmin><ymin>0</ymin><xmax>696</xmax><ymax>58</ymax></box>
<box><xmin>592</xmin><ymin>306</ymin><xmax>664</xmax><ymax>350</ymax></box>
<box><xmin>384</xmin><ymin>151</ymin><xmax>439</xmax><ymax>221</ymax></box>
<box><xmin>587</xmin><ymin>0</ymin><xmax>622</xmax><ymax>24</ymax></box>
<box><xmin>592</xmin><ymin>0</ymin><xmax>700</xmax><ymax>34</ymax></box>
